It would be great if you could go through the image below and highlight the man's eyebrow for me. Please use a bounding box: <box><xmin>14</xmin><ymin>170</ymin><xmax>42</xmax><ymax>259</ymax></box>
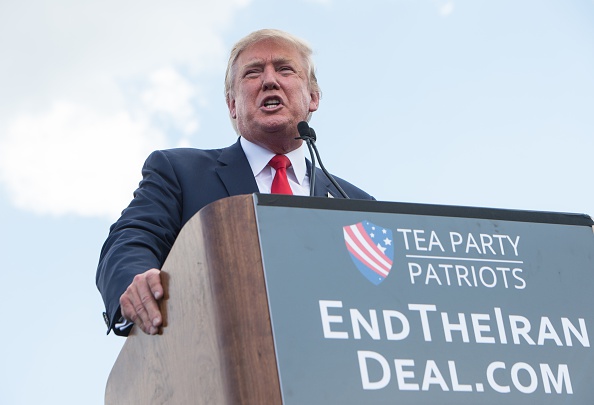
<box><xmin>271</xmin><ymin>56</ymin><xmax>294</xmax><ymax>65</ymax></box>
<box><xmin>241</xmin><ymin>58</ymin><xmax>265</xmax><ymax>70</ymax></box>
<box><xmin>240</xmin><ymin>57</ymin><xmax>296</xmax><ymax>70</ymax></box>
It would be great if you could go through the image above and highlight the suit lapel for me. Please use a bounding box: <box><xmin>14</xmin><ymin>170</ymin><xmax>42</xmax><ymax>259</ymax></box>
<box><xmin>307</xmin><ymin>160</ymin><xmax>340</xmax><ymax>198</ymax></box>
<box><xmin>215</xmin><ymin>142</ymin><xmax>342</xmax><ymax>199</ymax></box>
<box><xmin>215</xmin><ymin>139</ymin><xmax>260</xmax><ymax>196</ymax></box>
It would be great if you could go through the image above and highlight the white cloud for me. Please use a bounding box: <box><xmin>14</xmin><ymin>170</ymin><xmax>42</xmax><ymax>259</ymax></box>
<box><xmin>0</xmin><ymin>1</ymin><xmax>250</xmax><ymax>114</ymax></box>
<box><xmin>0</xmin><ymin>102</ymin><xmax>169</xmax><ymax>219</ymax></box>
<box><xmin>141</xmin><ymin>67</ymin><xmax>200</xmax><ymax>136</ymax></box>
<box><xmin>439</xmin><ymin>1</ymin><xmax>454</xmax><ymax>17</ymax></box>
<box><xmin>0</xmin><ymin>0</ymin><xmax>252</xmax><ymax>219</ymax></box>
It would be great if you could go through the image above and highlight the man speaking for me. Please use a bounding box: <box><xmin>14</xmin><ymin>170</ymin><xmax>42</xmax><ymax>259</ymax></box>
<box><xmin>96</xmin><ymin>29</ymin><xmax>374</xmax><ymax>336</ymax></box>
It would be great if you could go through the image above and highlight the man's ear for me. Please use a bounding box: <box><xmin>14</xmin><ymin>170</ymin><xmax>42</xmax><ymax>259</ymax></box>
<box><xmin>309</xmin><ymin>91</ymin><xmax>320</xmax><ymax>113</ymax></box>
<box><xmin>227</xmin><ymin>96</ymin><xmax>237</xmax><ymax>119</ymax></box>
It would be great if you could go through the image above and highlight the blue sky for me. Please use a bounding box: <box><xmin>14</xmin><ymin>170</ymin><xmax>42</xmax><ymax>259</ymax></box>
<box><xmin>1</xmin><ymin>1</ymin><xmax>593</xmax><ymax>403</ymax></box>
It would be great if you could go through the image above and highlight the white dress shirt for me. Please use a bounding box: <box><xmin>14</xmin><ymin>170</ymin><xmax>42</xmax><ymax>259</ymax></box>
<box><xmin>240</xmin><ymin>137</ymin><xmax>310</xmax><ymax>196</ymax></box>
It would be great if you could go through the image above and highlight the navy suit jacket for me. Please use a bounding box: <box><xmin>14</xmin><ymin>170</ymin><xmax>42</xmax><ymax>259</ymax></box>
<box><xmin>96</xmin><ymin>139</ymin><xmax>374</xmax><ymax>334</ymax></box>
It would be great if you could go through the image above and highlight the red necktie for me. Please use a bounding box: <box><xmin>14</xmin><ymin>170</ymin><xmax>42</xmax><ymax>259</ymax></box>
<box><xmin>269</xmin><ymin>155</ymin><xmax>293</xmax><ymax>195</ymax></box>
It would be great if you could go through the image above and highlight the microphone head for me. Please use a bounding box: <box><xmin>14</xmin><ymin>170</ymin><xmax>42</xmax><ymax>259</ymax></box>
<box><xmin>309</xmin><ymin>127</ymin><xmax>317</xmax><ymax>142</ymax></box>
<box><xmin>297</xmin><ymin>121</ymin><xmax>311</xmax><ymax>139</ymax></box>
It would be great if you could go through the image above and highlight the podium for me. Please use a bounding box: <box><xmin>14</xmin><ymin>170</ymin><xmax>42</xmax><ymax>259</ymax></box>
<box><xmin>106</xmin><ymin>194</ymin><xmax>594</xmax><ymax>404</ymax></box>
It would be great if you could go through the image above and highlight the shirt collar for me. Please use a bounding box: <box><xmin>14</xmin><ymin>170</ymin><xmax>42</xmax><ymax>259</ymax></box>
<box><xmin>240</xmin><ymin>136</ymin><xmax>308</xmax><ymax>185</ymax></box>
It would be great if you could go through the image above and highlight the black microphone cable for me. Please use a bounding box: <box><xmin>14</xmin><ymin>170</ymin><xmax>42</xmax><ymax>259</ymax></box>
<box><xmin>296</xmin><ymin>121</ymin><xmax>316</xmax><ymax>196</ymax></box>
<box><xmin>296</xmin><ymin>121</ymin><xmax>349</xmax><ymax>199</ymax></box>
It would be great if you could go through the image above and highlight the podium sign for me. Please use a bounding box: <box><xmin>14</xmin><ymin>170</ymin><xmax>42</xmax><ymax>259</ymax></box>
<box><xmin>255</xmin><ymin>195</ymin><xmax>594</xmax><ymax>404</ymax></box>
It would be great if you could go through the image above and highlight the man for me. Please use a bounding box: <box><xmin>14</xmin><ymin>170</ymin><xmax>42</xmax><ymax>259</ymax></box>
<box><xmin>96</xmin><ymin>29</ymin><xmax>374</xmax><ymax>336</ymax></box>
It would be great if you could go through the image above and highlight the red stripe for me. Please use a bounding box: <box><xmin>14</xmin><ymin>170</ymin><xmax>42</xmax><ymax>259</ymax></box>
<box><xmin>349</xmin><ymin>224</ymin><xmax>392</xmax><ymax>269</ymax></box>
<box><xmin>345</xmin><ymin>241</ymin><xmax>388</xmax><ymax>278</ymax></box>
<box><xmin>354</xmin><ymin>223</ymin><xmax>392</xmax><ymax>266</ymax></box>
<box><xmin>344</xmin><ymin>225</ymin><xmax>390</xmax><ymax>276</ymax></box>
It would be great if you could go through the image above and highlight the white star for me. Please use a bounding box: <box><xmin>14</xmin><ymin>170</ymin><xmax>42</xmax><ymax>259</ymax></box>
<box><xmin>382</xmin><ymin>229</ymin><xmax>387</xmax><ymax>234</ymax></box>
<box><xmin>377</xmin><ymin>243</ymin><xmax>386</xmax><ymax>253</ymax></box>
<box><xmin>370</xmin><ymin>233</ymin><xmax>375</xmax><ymax>238</ymax></box>
<box><xmin>384</xmin><ymin>238</ymin><xmax>392</xmax><ymax>245</ymax></box>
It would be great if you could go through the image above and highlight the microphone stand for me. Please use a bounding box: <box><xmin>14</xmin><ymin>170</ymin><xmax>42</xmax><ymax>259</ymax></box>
<box><xmin>296</xmin><ymin>122</ymin><xmax>349</xmax><ymax>199</ymax></box>
<box><xmin>295</xmin><ymin>123</ymin><xmax>316</xmax><ymax>196</ymax></box>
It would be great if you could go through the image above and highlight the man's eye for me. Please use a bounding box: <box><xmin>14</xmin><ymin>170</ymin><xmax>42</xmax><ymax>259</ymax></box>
<box><xmin>279</xmin><ymin>66</ymin><xmax>294</xmax><ymax>73</ymax></box>
<box><xmin>244</xmin><ymin>70</ymin><xmax>260</xmax><ymax>78</ymax></box>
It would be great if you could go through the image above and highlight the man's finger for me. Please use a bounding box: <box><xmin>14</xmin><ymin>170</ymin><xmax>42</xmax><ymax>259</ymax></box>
<box><xmin>119</xmin><ymin>269</ymin><xmax>164</xmax><ymax>335</ymax></box>
<box><xmin>133</xmin><ymin>273</ymin><xmax>162</xmax><ymax>332</ymax></box>
<box><xmin>145</xmin><ymin>268</ymin><xmax>164</xmax><ymax>300</ymax></box>
<box><xmin>138</xmin><ymin>269</ymin><xmax>163</xmax><ymax>329</ymax></box>
<box><xmin>120</xmin><ymin>288</ymin><xmax>148</xmax><ymax>333</ymax></box>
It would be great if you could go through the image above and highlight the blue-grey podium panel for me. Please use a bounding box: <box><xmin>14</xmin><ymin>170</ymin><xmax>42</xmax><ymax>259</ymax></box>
<box><xmin>253</xmin><ymin>194</ymin><xmax>594</xmax><ymax>405</ymax></box>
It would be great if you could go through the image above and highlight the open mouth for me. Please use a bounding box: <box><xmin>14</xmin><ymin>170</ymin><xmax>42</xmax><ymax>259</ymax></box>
<box><xmin>262</xmin><ymin>97</ymin><xmax>282</xmax><ymax>109</ymax></box>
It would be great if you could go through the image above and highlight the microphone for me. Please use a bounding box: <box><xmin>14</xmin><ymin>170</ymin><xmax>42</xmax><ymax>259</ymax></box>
<box><xmin>297</xmin><ymin>121</ymin><xmax>316</xmax><ymax>196</ymax></box>
<box><xmin>296</xmin><ymin>121</ymin><xmax>350</xmax><ymax>199</ymax></box>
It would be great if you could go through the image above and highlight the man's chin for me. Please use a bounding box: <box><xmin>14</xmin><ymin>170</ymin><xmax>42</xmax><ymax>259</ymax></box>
<box><xmin>256</xmin><ymin>119</ymin><xmax>294</xmax><ymax>134</ymax></box>
<box><xmin>248</xmin><ymin>129</ymin><xmax>302</xmax><ymax>153</ymax></box>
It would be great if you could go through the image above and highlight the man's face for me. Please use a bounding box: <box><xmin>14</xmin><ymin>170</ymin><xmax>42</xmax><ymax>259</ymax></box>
<box><xmin>227</xmin><ymin>39</ymin><xmax>320</xmax><ymax>153</ymax></box>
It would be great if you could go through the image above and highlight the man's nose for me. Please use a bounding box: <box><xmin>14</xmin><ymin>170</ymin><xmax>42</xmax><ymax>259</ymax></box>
<box><xmin>261</xmin><ymin>66</ymin><xmax>280</xmax><ymax>90</ymax></box>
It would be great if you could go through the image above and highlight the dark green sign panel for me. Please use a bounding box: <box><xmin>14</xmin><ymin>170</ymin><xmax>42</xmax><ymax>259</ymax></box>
<box><xmin>254</xmin><ymin>195</ymin><xmax>594</xmax><ymax>404</ymax></box>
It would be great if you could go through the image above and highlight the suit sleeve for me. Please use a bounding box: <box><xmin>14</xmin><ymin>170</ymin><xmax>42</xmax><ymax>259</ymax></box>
<box><xmin>96</xmin><ymin>150</ymin><xmax>183</xmax><ymax>335</ymax></box>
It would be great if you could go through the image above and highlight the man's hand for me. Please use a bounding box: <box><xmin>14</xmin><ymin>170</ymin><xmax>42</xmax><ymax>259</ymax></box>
<box><xmin>119</xmin><ymin>268</ymin><xmax>164</xmax><ymax>335</ymax></box>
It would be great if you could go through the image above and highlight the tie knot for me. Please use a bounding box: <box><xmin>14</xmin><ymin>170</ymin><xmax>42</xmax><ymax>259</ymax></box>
<box><xmin>269</xmin><ymin>154</ymin><xmax>291</xmax><ymax>171</ymax></box>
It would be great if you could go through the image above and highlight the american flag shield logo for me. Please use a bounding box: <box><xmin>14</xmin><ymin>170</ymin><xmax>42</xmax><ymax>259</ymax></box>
<box><xmin>343</xmin><ymin>221</ymin><xmax>394</xmax><ymax>285</ymax></box>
